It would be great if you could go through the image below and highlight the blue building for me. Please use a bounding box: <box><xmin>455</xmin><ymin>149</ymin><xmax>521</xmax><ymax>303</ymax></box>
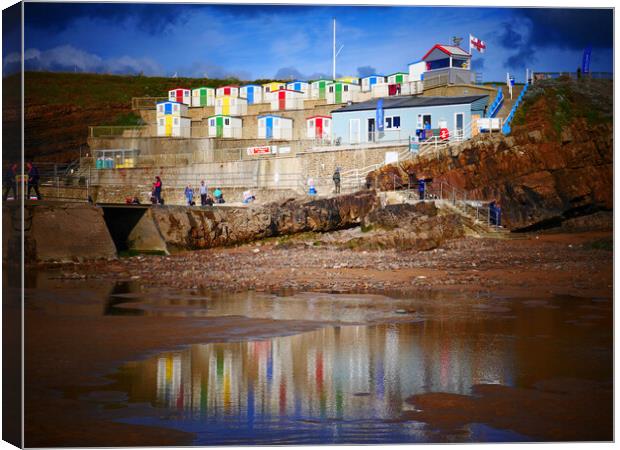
<box><xmin>330</xmin><ymin>95</ymin><xmax>488</xmax><ymax>144</ymax></box>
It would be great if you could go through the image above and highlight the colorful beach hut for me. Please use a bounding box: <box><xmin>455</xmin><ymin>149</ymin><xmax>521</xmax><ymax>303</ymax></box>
<box><xmin>269</xmin><ymin>89</ymin><xmax>304</xmax><ymax>111</ymax></box>
<box><xmin>285</xmin><ymin>81</ymin><xmax>310</xmax><ymax>98</ymax></box>
<box><xmin>408</xmin><ymin>61</ymin><xmax>426</xmax><ymax>82</ymax></box>
<box><xmin>168</xmin><ymin>88</ymin><xmax>191</xmax><ymax>105</ymax></box>
<box><xmin>263</xmin><ymin>82</ymin><xmax>286</xmax><ymax>93</ymax></box>
<box><xmin>156</xmin><ymin>101</ymin><xmax>190</xmax><ymax>137</ymax></box>
<box><xmin>215</xmin><ymin>85</ymin><xmax>239</xmax><ymax>98</ymax></box>
<box><xmin>310</xmin><ymin>79</ymin><xmax>333</xmax><ymax>100</ymax></box>
<box><xmin>360</xmin><ymin>75</ymin><xmax>387</xmax><ymax>92</ymax></box>
<box><xmin>336</xmin><ymin>76</ymin><xmax>359</xmax><ymax>85</ymax></box>
<box><xmin>387</xmin><ymin>72</ymin><xmax>409</xmax><ymax>85</ymax></box>
<box><xmin>206</xmin><ymin>115</ymin><xmax>242</xmax><ymax>138</ymax></box>
<box><xmin>306</xmin><ymin>115</ymin><xmax>332</xmax><ymax>140</ymax></box>
<box><xmin>326</xmin><ymin>82</ymin><xmax>361</xmax><ymax>104</ymax></box>
<box><xmin>239</xmin><ymin>85</ymin><xmax>264</xmax><ymax>104</ymax></box>
<box><xmin>215</xmin><ymin>96</ymin><xmax>248</xmax><ymax>116</ymax></box>
<box><xmin>258</xmin><ymin>115</ymin><xmax>293</xmax><ymax>140</ymax></box>
<box><xmin>191</xmin><ymin>87</ymin><xmax>215</xmax><ymax>107</ymax></box>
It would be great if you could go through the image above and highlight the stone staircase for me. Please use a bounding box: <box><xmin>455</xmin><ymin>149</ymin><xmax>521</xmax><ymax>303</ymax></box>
<box><xmin>495</xmin><ymin>84</ymin><xmax>524</xmax><ymax>120</ymax></box>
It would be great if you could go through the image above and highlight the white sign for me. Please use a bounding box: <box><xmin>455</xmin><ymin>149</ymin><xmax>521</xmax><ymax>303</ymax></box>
<box><xmin>278</xmin><ymin>146</ymin><xmax>291</xmax><ymax>154</ymax></box>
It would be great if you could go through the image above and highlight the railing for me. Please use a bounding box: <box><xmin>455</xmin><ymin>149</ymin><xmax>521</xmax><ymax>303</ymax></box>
<box><xmin>501</xmin><ymin>83</ymin><xmax>529</xmax><ymax>135</ymax></box>
<box><xmin>132</xmin><ymin>96</ymin><xmax>168</xmax><ymax>110</ymax></box>
<box><xmin>486</xmin><ymin>87</ymin><xmax>504</xmax><ymax>118</ymax></box>
<box><xmin>89</xmin><ymin>126</ymin><xmax>150</xmax><ymax>138</ymax></box>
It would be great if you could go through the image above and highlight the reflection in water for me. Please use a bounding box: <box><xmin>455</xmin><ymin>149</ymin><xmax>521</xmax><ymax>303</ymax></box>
<box><xmin>113</xmin><ymin>322</ymin><xmax>520</xmax><ymax>444</ymax></box>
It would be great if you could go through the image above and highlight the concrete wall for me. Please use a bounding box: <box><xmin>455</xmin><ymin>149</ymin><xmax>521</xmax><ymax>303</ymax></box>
<box><xmin>423</xmin><ymin>84</ymin><xmax>497</xmax><ymax>103</ymax></box>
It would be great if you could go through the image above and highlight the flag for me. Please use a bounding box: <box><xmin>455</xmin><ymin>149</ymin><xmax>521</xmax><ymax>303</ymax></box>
<box><xmin>469</xmin><ymin>34</ymin><xmax>486</xmax><ymax>53</ymax></box>
<box><xmin>581</xmin><ymin>45</ymin><xmax>592</xmax><ymax>74</ymax></box>
<box><xmin>376</xmin><ymin>99</ymin><xmax>384</xmax><ymax>132</ymax></box>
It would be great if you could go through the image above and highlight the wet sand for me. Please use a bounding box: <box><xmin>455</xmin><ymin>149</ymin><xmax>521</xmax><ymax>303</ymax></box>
<box><xmin>23</xmin><ymin>231</ymin><xmax>613</xmax><ymax>446</ymax></box>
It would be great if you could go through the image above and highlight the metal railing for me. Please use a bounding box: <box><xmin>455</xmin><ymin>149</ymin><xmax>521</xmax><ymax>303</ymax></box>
<box><xmin>132</xmin><ymin>96</ymin><xmax>168</xmax><ymax>110</ymax></box>
<box><xmin>486</xmin><ymin>87</ymin><xmax>504</xmax><ymax>118</ymax></box>
<box><xmin>89</xmin><ymin>125</ymin><xmax>150</xmax><ymax>138</ymax></box>
<box><xmin>533</xmin><ymin>71</ymin><xmax>613</xmax><ymax>81</ymax></box>
<box><xmin>502</xmin><ymin>83</ymin><xmax>530</xmax><ymax>135</ymax></box>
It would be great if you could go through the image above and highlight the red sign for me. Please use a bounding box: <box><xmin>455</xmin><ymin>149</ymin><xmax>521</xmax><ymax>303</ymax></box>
<box><xmin>440</xmin><ymin>128</ymin><xmax>449</xmax><ymax>140</ymax></box>
<box><xmin>247</xmin><ymin>146</ymin><xmax>271</xmax><ymax>155</ymax></box>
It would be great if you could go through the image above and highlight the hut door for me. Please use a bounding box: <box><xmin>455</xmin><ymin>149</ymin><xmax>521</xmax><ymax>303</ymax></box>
<box><xmin>175</xmin><ymin>90</ymin><xmax>183</xmax><ymax>103</ymax></box>
<box><xmin>266</xmin><ymin>117</ymin><xmax>273</xmax><ymax>139</ymax></box>
<box><xmin>224</xmin><ymin>87</ymin><xmax>231</xmax><ymax>96</ymax></box>
<box><xmin>367</xmin><ymin>118</ymin><xmax>375</xmax><ymax>141</ymax></box>
<box><xmin>247</xmin><ymin>88</ymin><xmax>254</xmax><ymax>104</ymax></box>
<box><xmin>335</xmin><ymin>83</ymin><xmax>342</xmax><ymax>103</ymax></box>
<box><xmin>316</xmin><ymin>118</ymin><xmax>323</xmax><ymax>138</ymax></box>
<box><xmin>349</xmin><ymin>119</ymin><xmax>360</xmax><ymax>144</ymax></box>
<box><xmin>278</xmin><ymin>91</ymin><xmax>286</xmax><ymax>110</ymax></box>
<box><xmin>165</xmin><ymin>116</ymin><xmax>173</xmax><ymax>136</ymax></box>
<box><xmin>319</xmin><ymin>82</ymin><xmax>326</xmax><ymax>99</ymax></box>
<box><xmin>200</xmin><ymin>90</ymin><xmax>207</xmax><ymax>106</ymax></box>
<box><xmin>455</xmin><ymin>113</ymin><xmax>464</xmax><ymax>140</ymax></box>
<box><xmin>222</xmin><ymin>97</ymin><xmax>230</xmax><ymax>115</ymax></box>
<box><xmin>216</xmin><ymin>116</ymin><xmax>224</xmax><ymax>138</ymax></box>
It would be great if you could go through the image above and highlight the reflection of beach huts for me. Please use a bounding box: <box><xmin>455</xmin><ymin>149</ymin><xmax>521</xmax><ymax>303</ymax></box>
<box><xmin>215</xmin><ymin>96</ymin><xmax>248</xmax><ymax>116</ymax></box>
<box><xmin>215</xmin><ymin>85</ymin><xmax>239</xmax><ymax>98</ymax></box>
<box><xmin>168</xmin><ymin>88</ymin><xmax>191</xmax><ymax>105</ymax></box>
<box><xmin>336</xmin><ymin>76</ymin><xmax>359</xmax><ymax>85</ymax></box>
<box><xmin>258</xmin><ymin>114</ymin><xmax>293</xmax><ymax>140</ymax></box>
<box><xmin>239</xmin><ymin>85</ymin><xmax>263</xmax><ymax>104</ymax></box>
<box><xmin>361</xmin><ymin>75</ymin><xmax>386</xmax><ymax>92</ymax></box>
<box><xmin>326</xmin><ymin>81</ymin><xmax>360</xmax><ymax>104</ymax></box>
<box><xmin>306</xmin><ymin>115</ymin><xmax>332</xmax><ymax>140</ymax></box>
<box><xmin>207</xmin><ymin>115</ymin><xmax>242</xmax><ymax>138</ymax></box>
<box><xmin>270</xmin><ymin>89</ymin><xmax>304</xmax><ymax>111</ymax></box>
<box><xmin>285</xmin><ymin>81</ymin><xmax>310</xmax><ymax>98</ymax></box>
<box><xmin>191</xmin><ymin>87</ymin><xmax>215</xmax><ymax>107</ymax></box>
<box><xmin>310</xmin><ymin>79</ymin><xmax>333</xmax><ymax>100</ymax></box>
<box><xmin>156</xmin><ymin>101</ymin><xmax>190</xmax><ymax>137</ymax></box>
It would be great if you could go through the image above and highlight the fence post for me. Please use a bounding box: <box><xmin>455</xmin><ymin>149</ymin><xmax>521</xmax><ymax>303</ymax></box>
<box><xmin>440</xmin><ymin>182</ymin><xmax>443</xmax><ymax>200</ymax></box>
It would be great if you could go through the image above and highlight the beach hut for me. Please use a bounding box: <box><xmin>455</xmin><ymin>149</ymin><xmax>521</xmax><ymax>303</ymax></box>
<box><xmin>360</xmin><ymin>75</ymin><xmax>387</xmax><ymax>92</ymax></box>
<box><xmin>387</xmin><ymin>72</ymin><xmax>409</xmax><ymax>85</ymax></box>
<box><xmin>239</xmin><ymin>84</ymin><xmax>264</xmax><ymax>104</ymax></box>
<box><xmin>408</xmin><ymin>61</ymin><xmax>426</xmax><ymax>82</ymax></box>
<box><xmin>262</xmin><ymin>82</ymin><xmax>286</xmax><ymax>94</ymax></box>
<box><xmin>168</xmin><ymin>88</ymin><xmax>191</xmax><ymax>105</ymax></box>
<box><xmin>191</xmin><ymin>87</ymin><xmax>215</xmax><ymax>107</ymax></box>
<box><xmin>285</xmin><ymin>81</ymin><xmax>310</xmax><ymax>98</ymax></box>
<box><xmin>326</xmin><ymin>81</ymin><xmax>361</xmax><ymax>104</ymax></box>
<box><xmin>206</xmin><ymin>115</ymin><xmax>242</xmax><ymax>138</ymax></box>
<box><xmin>269</xmin><ymin>89</ymin><xmax>304</xmax><ymax>111</ymax></box>
<box><xmin>310</xmin><ymin>79</ymin><xmax>333</xmax><ymax>100</ymax></box>
<box><xmin>306</xmin><ymin>115</ymin><xmax>332</xmax><ymax>140</ymax></box>
<box><xmin>336</xmin><ymin>76</ymin><xmax>359</xmax><ymax>85</ymax></box>
<box><xmin>156</xmin><ymin>102</ymin><xmax>191</xmax><ymax>137</ymax></box>
<box><xmin>214</xmin><ymin>96</ymin><xmax>248</xmax><ymax>116</ymax></box>
<box><xmin>215</xmin><ymin>85</ymin><xmax>239</xmax><ymax>98</ymax></box>
<box><xmin>257</xmin><ymin>115</ymin><xmax>293</xmax><ymax>140</ymax></box>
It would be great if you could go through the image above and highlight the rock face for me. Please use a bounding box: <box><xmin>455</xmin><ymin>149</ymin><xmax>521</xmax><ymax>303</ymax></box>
<box><xmin>367</xmin><ymin>79</ymin><xmax>613</xmax><ymax>231</ymax></box>
<box><xmin>149</xmin><ymin>191</ymin><xmax>380</xmax><ymax>251</ymax></box>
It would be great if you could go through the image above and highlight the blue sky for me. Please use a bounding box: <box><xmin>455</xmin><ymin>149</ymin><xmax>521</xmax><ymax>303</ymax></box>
<box><xmin>3</xmin><ymin>3</ymin><xmax>614</xmax><ymax>82</ymax></box>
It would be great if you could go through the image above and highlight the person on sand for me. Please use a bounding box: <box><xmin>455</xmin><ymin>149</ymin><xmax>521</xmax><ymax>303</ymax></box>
<box><xmin>26</xmin><ymin>162</ymin><xmax>42</xmax><ymax>200</ymax></box>
<box><xmin>242</xmin><ymin>190</ymin><xmax>256</xmax><ymax>204</ymax></box>
<box><xmin>184</xmin><ymin>184</ymin><xmax>194</xmax><ymax>206</ymax></box>
<box><xmin>153</xmin><ymin>176</ymin><xmax>162</xmax><ymax>204</ymax></box>
<box><xmin>213</xmin><ymin>187</ymin><xmax>225</xmax><ymax>204</ymax></box>
<box><xmin>199</xmin><ymin>180</ymin><xmax>208</xmax><ymax>206</ymax></box>
<box><xmin>333</xmin><ymin>168</ymin><xmax>341</xmax><ymax>194</ymax></box>
<box><xmin>308</xmin><ymin>177</ymin><xmax>317</xmax><ymax>195</ymax></box>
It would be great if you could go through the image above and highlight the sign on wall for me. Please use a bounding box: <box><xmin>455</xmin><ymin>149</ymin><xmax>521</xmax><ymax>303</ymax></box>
<box><xmin>247</xmin><ymin>146</ymin><xmax>272</xmax><ymax>155</ymax></box>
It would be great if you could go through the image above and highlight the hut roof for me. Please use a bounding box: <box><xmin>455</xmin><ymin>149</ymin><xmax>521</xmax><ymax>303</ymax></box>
<box><xmin>332</xmin><ymin>94</ymin><xmax>488</xmax><ymax>113</ymax></box>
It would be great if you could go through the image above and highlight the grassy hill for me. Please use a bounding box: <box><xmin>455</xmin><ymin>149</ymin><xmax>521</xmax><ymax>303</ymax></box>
<box><xmin>3</xmin><ymin>71</ymin><xmax>281</xmax><ymax>163</ymax></box>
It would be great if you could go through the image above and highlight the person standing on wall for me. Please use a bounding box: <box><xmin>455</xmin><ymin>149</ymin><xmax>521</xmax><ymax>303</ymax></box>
<box><xmin>418</xmin><ymin>176</ymin><xmax>426</xmax><ymax>201</ymax></box>
<box><xmin>199</xmin><ymin>180</ymin><xmax>208</xmax><ymax>206</ymax></box>
<box><xmin>333</xmin><ymin>167</ymin><xmax>341</xmax><ymax>194</ymax></box>
<box><xmin>153</xmin><ymin>176</ymin><xmax>162</xmax><ymax>204</ymax></box>
<box><xmin>3</xmin><ymin>163</ymin><xmax>18</xmax><ymax>201</ymax></box>
<box><xmin>184</xmin><ymin>184</ymin><xmax>194</xmax><ymax>206</ymax></box>
<box><xmin>26</xmin><ymin>162</ymin><xmax>41</xmax><ymax>200</ymax></box>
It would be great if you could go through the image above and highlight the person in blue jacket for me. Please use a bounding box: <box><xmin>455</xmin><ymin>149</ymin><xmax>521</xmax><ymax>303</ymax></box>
<box><xmin>184</xmin><ymin>184</ymin><xmax>194</xmax><ymax>206</ymax></box>
<box><xmin>418</xmin><ymin>177</ymin><xmax>426</xmax><ymax>200</ymax></box>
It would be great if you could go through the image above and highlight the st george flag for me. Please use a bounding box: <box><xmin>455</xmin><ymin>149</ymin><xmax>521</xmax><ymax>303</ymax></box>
<box><xmin>469</xmin><ymin>34</ymin><xmax>486</xmax><ymax>53</ymax></box>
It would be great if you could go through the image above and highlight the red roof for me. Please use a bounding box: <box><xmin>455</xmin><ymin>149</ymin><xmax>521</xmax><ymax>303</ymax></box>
<box><xmin>421</xmin><ymin>44</ymin><xmax>471</xmax><ymax>60</ymax></box>
<box><xmin>306</xmin><ymin>115</ymin><xmax>331</xmax><ymax>120</ymax></box>
<box><xmin>218</xmin><ymin>85</ymin><xmax>239</xmax><ymax>89</ymax></box>
<box><xmin>274</xmin><ymin>88</ymin><xmax>304</xmax><ymax>94</ymax></box>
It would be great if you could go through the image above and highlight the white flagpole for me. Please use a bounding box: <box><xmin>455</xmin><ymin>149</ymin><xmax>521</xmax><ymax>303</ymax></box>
<box><xmin>332</xmin><ymin>19</ymin><xmax>336</xmax><ymax>80</ymax></box>
<box><xmin>469</xmin><ymin>34</ymin><xmax>472</xmax><ymax>55</ymax></box>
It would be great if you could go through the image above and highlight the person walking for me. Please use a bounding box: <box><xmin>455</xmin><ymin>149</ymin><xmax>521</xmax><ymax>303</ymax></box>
<box><xmin>333</xmin><ymin>167</ymin><xmax>341</xmax><ymax>194</ymax></box>
<box><xmin>26</xmin><ymin>162</ymin><xmax>41</xmax><ymax>200</ymax></box>
<box><xmin>184</xmin><ymin>184</ymin><xmax>194</xmax><ymax>206</ymax></box>
<box><xmin>417</xmin><ymin>176</ymin><xmax>426</xmax><ymax>201</ymax></box>
<box><xmin>3</xmin><ymin>163</ymin><xmax>18</xmax><ymax>201</ymax></box>
<box><xmin>153</xmin><ymin>176</ymin><xmax>162</xmax><ymax>204</ymax></box>
<box><xmin>199</xmin><ymin>180</ymin><xmax>208</xmax><ymax>206</ymax></box>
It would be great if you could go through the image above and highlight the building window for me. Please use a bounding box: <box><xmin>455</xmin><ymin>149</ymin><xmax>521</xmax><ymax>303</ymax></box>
<box><xmin>309</xmin><ymin>120</ymin><xmax>314</xmax><ymax>128</ymax></box>
<box><xmin>225</xmin><ymin>118</ymin><xmax>230</xmax><ymax>126</ymax></box>
<box><xmin>329</xmin><ymin>86</ymin><xmax>334</xmax><ymax>93</ymax></box>
<box><xmin>344</xmin><ymin>85</ymin><xmax>349</xmax><ymax>92</ymax></box>
<box><xmin>174</xmin><ymin>118</ymin><xmax>178</xmax><ymax>125</ymax></box>
<box><xmin>210</xmin><ymin>119</ymin><xmax>215</xmax><ymax>126</ymax></box>
<box><xmin>159</xmin><ymin>119</ymin><xmax>164</xmax><ymax>126</ymax></box>
<box><xmin>385</xmin><ymin>116</ymin><xmax>401</xmax><ymax>129</ymax></box>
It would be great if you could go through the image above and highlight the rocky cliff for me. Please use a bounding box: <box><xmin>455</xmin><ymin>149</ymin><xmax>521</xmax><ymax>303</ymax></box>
<box><xmin>367</xmin><ymin>78</ymin><xmax>613</xmax><ymax>231</ymax></box>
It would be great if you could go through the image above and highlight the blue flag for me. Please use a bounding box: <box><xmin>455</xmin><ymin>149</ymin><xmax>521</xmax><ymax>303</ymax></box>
<box><xmin>376</xmin><ymin>99</ymin><xmax>384</xmax><ymax>132</ymax></box>
<box><xmin>581</xmin><ymin>45</ymin><xmax>592</xmax><ymax>74</ymax></box>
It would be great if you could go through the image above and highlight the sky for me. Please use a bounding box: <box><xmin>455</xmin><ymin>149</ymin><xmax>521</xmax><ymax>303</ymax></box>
<box><xmin>2</xmin><ymin>3</ymin><xmax>614</xmax><ymax>82</ymax></box>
